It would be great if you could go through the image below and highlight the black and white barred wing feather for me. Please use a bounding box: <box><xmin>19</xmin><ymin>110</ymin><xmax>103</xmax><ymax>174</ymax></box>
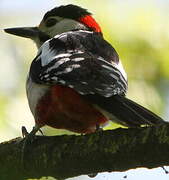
<box><xmin>30</xmin><ymin>32</ymin><xmax>165</xmax><ymax>127</ymax></box>
<box><xmin>42</xmin><ymin>54</ymin><xmax>127</xmax><ymax>96</ymax></box>
<box><xmin>30</xmin><ymin>35</ymin><xmax>127</xmax><ymax>97</ymax></box>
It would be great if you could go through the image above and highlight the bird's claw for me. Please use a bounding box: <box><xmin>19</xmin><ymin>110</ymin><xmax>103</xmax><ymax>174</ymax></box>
<box><xmin>21</xmin><ymin>125</ymin><xmax>42</xmax><ymax>169</ymax></box>
<box><xmin>22</xmin><ymin>126</ymin><xmax>29</xmax><ymax>137</ymax></box>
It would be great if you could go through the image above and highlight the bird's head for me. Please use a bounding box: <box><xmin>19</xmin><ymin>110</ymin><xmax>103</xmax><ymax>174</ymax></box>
<box><xmin>4</xmin><ymin>4</ymin><xmax>102</xmax><ymax>48</ymax></box>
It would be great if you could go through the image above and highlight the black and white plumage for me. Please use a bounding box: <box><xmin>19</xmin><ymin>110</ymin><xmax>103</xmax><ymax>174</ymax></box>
<box><xmin>5</xmin><ymin>4</ymin><xmax>166</xmax><ymax>133</ymax></box>
<box><xmin>28</xmin><ymin>30</ymin><xmax>164</xmax><ymax>127</ymax></box>
<box><xmin>30</xmin><ymin>30</ymin><xmax>127</xmax><ymax>97</ymax></box>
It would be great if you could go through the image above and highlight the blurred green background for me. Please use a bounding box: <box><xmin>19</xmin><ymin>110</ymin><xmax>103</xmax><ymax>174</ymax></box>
<box><xmin>1</xmin><ymin>0</ymin><xmax>169</xmax><ymax>179</ymax></box>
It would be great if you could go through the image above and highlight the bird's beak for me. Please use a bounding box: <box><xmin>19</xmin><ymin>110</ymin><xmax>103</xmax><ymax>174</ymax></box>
<box><xmin>4</xmin><ymin>27</ymin><xmax>40</xmax><ymax>39</ymax></box>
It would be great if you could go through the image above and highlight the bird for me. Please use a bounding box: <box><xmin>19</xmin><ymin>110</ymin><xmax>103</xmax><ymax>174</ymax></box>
<box><xmin>4</xmin><ymin>4</ymin><xmax>166</xmax><ymax>135</ymax></box>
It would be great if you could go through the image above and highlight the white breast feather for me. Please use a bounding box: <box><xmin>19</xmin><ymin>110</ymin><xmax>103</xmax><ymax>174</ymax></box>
<box><xmin>26</xmin><ymin>77</ymin><xmax>49</xmax><ymax>116</ymax></box>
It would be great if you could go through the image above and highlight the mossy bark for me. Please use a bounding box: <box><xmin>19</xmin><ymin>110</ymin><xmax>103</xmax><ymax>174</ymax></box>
<box><xmin>0</xmin><ymin>125</ymin><xmax>169</xmax><ymax>180</ymax></box>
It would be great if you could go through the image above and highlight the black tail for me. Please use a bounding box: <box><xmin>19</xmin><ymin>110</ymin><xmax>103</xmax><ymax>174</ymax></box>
<box><xmin>111</xmin><ymin>95</ymin><xmax>166</xmax><ymax>127</ymax></box>
<box><xmin>85</xmin><ymin>95</ymin><xmax>166</xmax><ymax>127</ymax></box>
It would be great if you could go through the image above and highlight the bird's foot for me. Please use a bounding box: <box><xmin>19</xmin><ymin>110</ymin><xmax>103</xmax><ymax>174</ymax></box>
<box><xmin>22</xmin><ymin>125</ymin><xmax>42</xmax><ymax>138</ymax></box>
<box><xmin>21</xmin><ymin>125</ymin><xmax>42</xmax><ymax>169</ymax></box>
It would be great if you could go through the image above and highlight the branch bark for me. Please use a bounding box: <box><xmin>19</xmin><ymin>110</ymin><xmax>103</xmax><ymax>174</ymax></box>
<box><xmin>1</xmin><ymin>124</ymin><xmax>169</xmax><ymax>180</ymax></box>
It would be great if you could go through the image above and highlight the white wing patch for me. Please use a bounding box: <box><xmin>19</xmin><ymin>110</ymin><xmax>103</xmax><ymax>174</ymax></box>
<box><xmin>115</xmin><ymin>60</ymin><xmax>127</xmax><ymax>81</ymax></box>
<box><xmin>99</xmin><ymin>57</ymin><xmax>127</xmax><ymax>80</ymax></box>
<box><xmin>72</xmin><ymin>57</ymin><xmax>85</xmax><ymax>62</ymax></box>
<box><xmin>45</xmin><ymin>58</ymin><xmax>70</xmax><ymax>73</ymax></box>
<box><xmin>30</xmin><ymin>31</ymin><xmax>128</xmax><ymax>98</ymax></box>
<box><xmin>53</xmin><ymin>53</ymin><xmax>72</xmax><ymax>59</ymax></box>
<box><xmin>39</xmin><ymin>40</ymin><xmax>73</xmax><ymax>67</ymax></box>
<box><xmin>56</xmin><ymin>64</ymin><xmax>81</xmax><ymax>75</ymax></box>
<box><xmin>40</xmin><ymin>42</ymin><xmax>56</xmax><ymax>66</ymax></box>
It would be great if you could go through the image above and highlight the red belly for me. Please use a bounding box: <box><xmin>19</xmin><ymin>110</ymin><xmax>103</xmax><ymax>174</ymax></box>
<box><xmin>35</xmin><ymin>85</ymin><xmax>108</xmax><ymax>133</ymax></box>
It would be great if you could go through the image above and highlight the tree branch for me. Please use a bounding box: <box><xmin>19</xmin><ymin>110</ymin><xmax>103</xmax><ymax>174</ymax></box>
<box><xmin>1</xmin><ymin>124</ymin><xmax>169</xmax><ymax>180</ymax></box>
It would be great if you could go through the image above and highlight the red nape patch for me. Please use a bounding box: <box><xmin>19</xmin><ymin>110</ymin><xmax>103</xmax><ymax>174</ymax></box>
<box><xmin>79</xmin><ymin>15</ymin><xmax>102</xmax><ymax>33</ymax></box>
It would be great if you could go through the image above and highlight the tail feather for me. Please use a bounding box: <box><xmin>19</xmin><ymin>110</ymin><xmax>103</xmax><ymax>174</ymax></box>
<box><xmin>85</xmin><ymin>95</ymin><xmax>166</xmax><ymax>127</ymax></box>
<box><xmin>113</xmin><ymin>96</ymin><xmax>165</xmax><ymax>126</ymax></box>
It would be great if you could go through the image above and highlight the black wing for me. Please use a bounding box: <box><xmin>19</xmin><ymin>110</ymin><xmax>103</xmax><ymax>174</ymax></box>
<box><xmin>30</xmin><ymin>30</ymin><xmax>127</xmax><ymax>97</ymax></box>
<box><xmin>29</xmin><ymin>30</ymin><xmax>166</xmax><ymax>127</ymax></box>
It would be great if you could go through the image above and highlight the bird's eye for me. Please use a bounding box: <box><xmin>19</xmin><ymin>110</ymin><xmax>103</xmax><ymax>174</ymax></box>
<box><xmin>46</xmin><ymin>18</ymin><xmax>58</xmax><ymax>27</ymax></box>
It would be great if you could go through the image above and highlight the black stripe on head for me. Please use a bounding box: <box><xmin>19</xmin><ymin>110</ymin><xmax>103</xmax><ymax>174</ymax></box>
<box><xmin>38</xmin><ymin>31</ymin><xmax>51</xmax><ymax>43</ymax></box>
<box><xmin>43</xmin><ymin>4</ymin><xmax>91</xmax><ymax>21</ymax></box>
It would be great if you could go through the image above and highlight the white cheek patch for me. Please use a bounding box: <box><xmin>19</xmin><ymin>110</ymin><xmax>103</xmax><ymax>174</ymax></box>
<box><xmin>47</xmin><ymin>19</ymin><xmax>87</xmax><ymax>37</ymax></box>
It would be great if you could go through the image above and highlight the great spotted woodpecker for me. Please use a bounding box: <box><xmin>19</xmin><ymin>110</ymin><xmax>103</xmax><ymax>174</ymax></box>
<box><xmin>5</xmin><ymin>4</ymin><xmax>165</xmax><ymax>134</ymax></box>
